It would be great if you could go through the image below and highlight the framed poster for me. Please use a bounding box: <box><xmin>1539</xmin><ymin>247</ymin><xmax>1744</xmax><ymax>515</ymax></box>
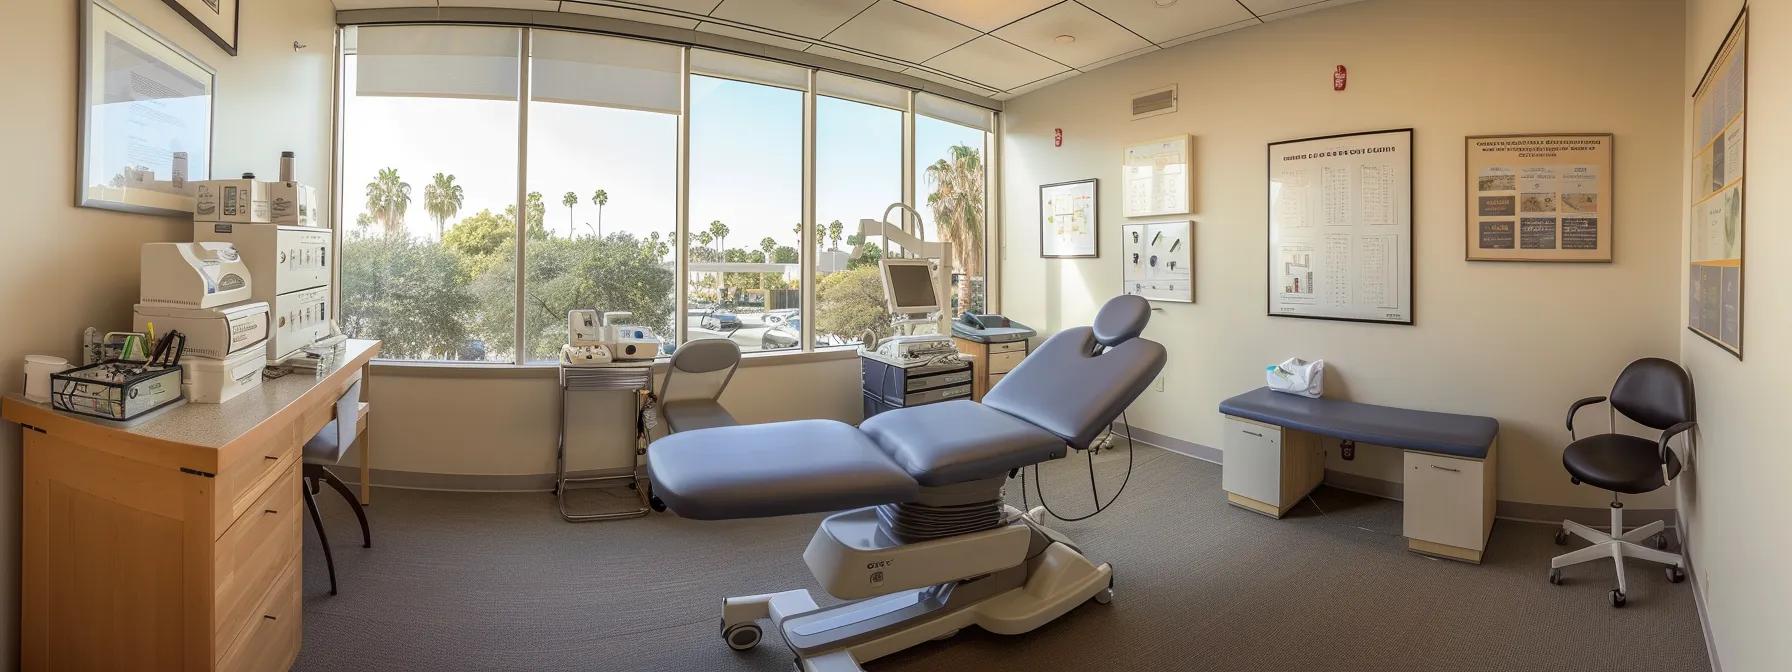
<box><xmin>1040</xmin><ymin>179</ymin><xmax>1098</xmax><ymax>258</ymax></box>
<box><xmin>1122</xmin><ymin>221</ymin><xmax>1192</xmax><ymax>303</ymax></box>
<box><xmin>1688</xmin><ymin>8</ymin><xmax>1746</xmax><ymax>358</ymax></box>
<box><xmin>164</xmin><ymin>0</ymin><xmax>239</xmax><ymax>56</ymax></box>
<box><xmin>1122</xmin><ymin>135</ymin><xmax>1191</xmax><ymax>217</ymax></box>
<box><xmin>79</xmin><ymin>0</ymin><xmax>215</xmax><ymax>216</ymax></box>
<box><xmin>1267</xmin><ymin>129</ymin><xmax>1413</xmax><ymax>324</ymax></box>
<box><xmin>1465</xmin><ymin>134</ymin><xmax>1614</xmax><ymax>262</ymax></box>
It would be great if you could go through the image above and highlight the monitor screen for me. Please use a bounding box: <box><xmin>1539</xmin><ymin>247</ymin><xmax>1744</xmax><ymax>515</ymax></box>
<box><xmin>884</xmin><ymin>261</ymin><xmax>940</xmax><ymax>312</ymax></box>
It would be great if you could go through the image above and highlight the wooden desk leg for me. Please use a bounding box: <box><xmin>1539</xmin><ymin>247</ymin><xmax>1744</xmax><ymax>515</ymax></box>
<box><xmin>360</xmin><ymin>362</ymin><xmax>372</xmax><ymax>506</ymax></box>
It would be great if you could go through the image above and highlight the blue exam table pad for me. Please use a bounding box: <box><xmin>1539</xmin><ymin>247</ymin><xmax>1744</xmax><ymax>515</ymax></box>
<box><xmin>1217</xmin><ymin>387</ymin><xmax>1498</xmax><ymax>459</ymax></box>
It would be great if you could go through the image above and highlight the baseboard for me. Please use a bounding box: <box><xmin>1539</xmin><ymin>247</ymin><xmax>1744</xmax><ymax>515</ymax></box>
<box><xmin>1679</xmin><ymin>511</ymin><xmax>1724</xmax><ymax>672</ymax></box>
<box><xmin>339</xmin><ymin>466</ymin><xmax>632</xmax><ymax>493</ymax></box>
<box><xmin>1112</xmin><ymin>422</ymin><xmax>1678</xmax><ymax>528</ymax></box>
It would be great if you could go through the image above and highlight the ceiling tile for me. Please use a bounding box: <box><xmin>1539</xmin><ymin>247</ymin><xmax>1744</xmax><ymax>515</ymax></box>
<box><xmin>1081</xmin><ymin>44</ymin><xmax>1159</xmax><ymax>72</ymax></box>
<box><xmin>1158</xmin><ymin>16</ymin><xmax>1257</xmax><ymax>48</ymax></box>
<box><xmin>558</xmin><ymin>2</ymin><xmax>703</xmax><ymax>28</ymax></box>
<box><xmin>1076</xmin><ymin>0</ymin><xmax>1254</xmax><ymax>44</ymax></box>
<box><xmin>805</xmin><ymin>44</ymin><xmax>910</xmax><ymax>73</ymax></box>
<box><xmin>896</xmin><ymin>0</ymin><xmax>1060</xmax><ymax>32</ymax></box>
<box><xmin>901</xmin><ymin>67</ymin><xmax>1001</xmax><ymax>98</ymax></box>
<box><xmin>826</xmin><ymin>0</ymin><xmax>980</xmax><ymax>63</ymax></box>
<box><xmin>1259</xmin><ymin>0</ymin><xmax>1364</xmax><ymax>22</ymax></box>
<box><xmin>924</xmin><ymin>35</ymin><xmax>1068</xmax><ymax>92</ymax></box>
<box><xmin>334</xmin><ymin>0</ymin><xmax>436</xmax><ymax>9</ymax></box>
<box><xmin>1237</xmin><ymin>0</ymin><xmax>1326</xmax><ymax>15</ymax></box>
<box><xmin>1005</xmin><ymin>69</ymin><xmax>1079</xmax><ymax>97</ymax></box>
<box><xmin>993</xmin><ymin>1</ymin><xmax>1150</xmax><ymax>69</ymax></box>
<box><xmin>708</xmin><ymin>0</ymin><xmax>877</xmax><ymax>39</ymax></box>
<box><xmin>696</xmin><ymin>21</ymin><xmax>815</xmax><ymax>50</ymax></box>
<box><xmin>440</xmin><ymin>0</ymin><xmax>557</xmax><ymax>9</ymax></box>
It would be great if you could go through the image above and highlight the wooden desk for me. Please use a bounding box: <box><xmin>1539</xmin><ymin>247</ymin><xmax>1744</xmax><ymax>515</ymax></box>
<box><xmin>952</xmin><ymin>337</ymin><xmax>1030</xmax><ymax>401</ymax></box>
<box><xmin>2</xmin><ymin>339</ymin><xmax>380</xmax><ymax>671</ymax></box>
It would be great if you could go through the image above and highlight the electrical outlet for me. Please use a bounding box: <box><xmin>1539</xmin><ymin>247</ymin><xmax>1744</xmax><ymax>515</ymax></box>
<box><xmin>1154</xmin><ymin>374</ymin><xmax>1166</xmax><ymax>392</ymax></box>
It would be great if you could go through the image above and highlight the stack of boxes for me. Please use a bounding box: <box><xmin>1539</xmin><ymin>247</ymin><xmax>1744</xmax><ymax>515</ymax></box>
<box><xmin>191</xmin><ymin>174</ymin><xmax>333</xmax><ymax>365</ymax></box>
<box><xmin>133</xmin><ymin>241</ymin><xmax>271</xmax><ymax>404</ymax></box>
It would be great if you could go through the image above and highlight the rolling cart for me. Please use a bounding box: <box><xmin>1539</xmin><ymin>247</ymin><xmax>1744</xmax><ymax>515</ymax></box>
<box><xmin>555</xmin><ymin>362</ymin><xmax>656</xmax><ymax>522</ymax></box>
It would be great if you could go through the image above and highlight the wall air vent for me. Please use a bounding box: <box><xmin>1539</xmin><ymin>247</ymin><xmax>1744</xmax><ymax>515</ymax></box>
<box><xmin>1131</xmin><ymin>85</ymin><xmax>1178</xmax><ymax>120</ymax></box>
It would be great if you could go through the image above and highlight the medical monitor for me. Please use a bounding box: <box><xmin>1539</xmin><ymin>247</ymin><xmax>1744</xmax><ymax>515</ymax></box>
<box><xmin>880</xmin><ymin>258</ymin><xmax>942</xmax><ymax>315</ymax></box>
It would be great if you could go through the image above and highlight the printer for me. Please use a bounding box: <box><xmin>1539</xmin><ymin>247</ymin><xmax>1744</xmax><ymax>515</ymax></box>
<box><xmin>139</xmin><ymin>242</ymin><xmax>252</xmax><ymax>309</ymax></box>
<box><xmin>136</xmin><ymin>242</ymin><xmax>268</xmax><ymax>403</ymax></box>
<box><xmin>951</xmin><ymin>313</ymin><xmax>1036</xmax><ymax>344</ymax></box>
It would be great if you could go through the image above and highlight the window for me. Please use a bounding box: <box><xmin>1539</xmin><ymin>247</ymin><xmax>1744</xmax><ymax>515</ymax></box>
<box><xmin>337</xmin><ymin>27</ymin><xmax>999</xmax><ymax>363</ymax></box>
<box><xmin>340</xmin><ymin>25</ymin><xmax>521</xmax><ymax>362</ymax></box>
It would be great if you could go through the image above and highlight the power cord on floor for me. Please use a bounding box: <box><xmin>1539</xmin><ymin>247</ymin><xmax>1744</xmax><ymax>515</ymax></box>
<box><xmin>1021</xmin><ymin>412</ymin><xmax>1137</xmax><ymax>523</ymax></box>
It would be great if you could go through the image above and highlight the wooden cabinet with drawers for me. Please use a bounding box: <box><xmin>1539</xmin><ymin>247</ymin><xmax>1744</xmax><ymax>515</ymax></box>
<box><xmin>953</xmin><ymin>337</ymin><xmax>1031</xmax><ymax>401</ymax></box>
<box><xmin>3</xmin><ymin>339</ymin><xmax>380</xmax><ymax>671</ymax></box>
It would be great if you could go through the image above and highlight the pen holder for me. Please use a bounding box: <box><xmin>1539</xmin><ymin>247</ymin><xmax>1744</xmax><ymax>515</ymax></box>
<box><xmin>50</xmin><ymin>360</ymin><xmax>184</xmax><ymax>421</ymax></box>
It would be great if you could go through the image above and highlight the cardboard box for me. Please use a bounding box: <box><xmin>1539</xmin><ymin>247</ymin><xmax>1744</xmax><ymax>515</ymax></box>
<box><xmin>194</xmin><ymin>223</ymin><xmax>330</xmax><ymax>301</ymax></box>
<box><xmin>271</xmin><ymin>285</ymin><xmax>332</xmax><ymax>362</ymax></box>
<box><xmin>269</xmin><ymin>181</ymin><xmax>320</xmax><ymax>227</ymax></box>
<box><xmin>194</xmin><ymin>179</ymin><xmax>271</xmax><ymax>223</ymax></box>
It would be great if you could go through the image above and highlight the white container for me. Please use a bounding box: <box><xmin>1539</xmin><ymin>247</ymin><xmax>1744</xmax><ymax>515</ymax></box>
<box><xmin>133</xmin><ymin>301</ymin><xmax>269</xmax><ymax>360</ymax></box>
<box><xmin>22</xmin><ymin>355</ymin><xmax>71</xmax><ymax>403</ymax></box>
<box><xmin>194</xmin><ymin>223</ymin><xmax>329</xmax><ymax>301</ymax></box>
<box><xmin>182</xmin><ymin>341</ymin><xmax>267</xmax><ymax>404</ymax></box>
<box><xmin>194</xmin><ymin>179</ymin><xmax>271</xmax><ymax>223</ymax></box>
<box><xmin>139</xmin><ymin>242</ymin><xmax>253</xmax><ymax>309</ymax></box>
<box><xmin>270</xmin><ymin>285</ymin><xmax>332</xmax><ymax>362</ymax></box>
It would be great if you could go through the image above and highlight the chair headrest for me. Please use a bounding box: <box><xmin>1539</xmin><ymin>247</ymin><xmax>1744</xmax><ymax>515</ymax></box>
<box><xmin>1092</xmin><ymin>295</ymin><xmax>1150</xmax><ymax>347</ymax></box>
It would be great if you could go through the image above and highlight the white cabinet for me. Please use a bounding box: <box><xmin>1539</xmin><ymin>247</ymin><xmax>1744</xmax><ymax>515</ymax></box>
<box><xmin>1221</xmin><ymin>416</ymin><xmax>1322</xmax><ymax>518</ymax></box>
<box><xmin>1401</xmin><ymin>444</ymin><xmax>1498</xmax><ymax>562</ymax></box>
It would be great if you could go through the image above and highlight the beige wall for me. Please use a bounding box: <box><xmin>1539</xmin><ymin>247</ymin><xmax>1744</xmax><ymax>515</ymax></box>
<box><xmin>999</xmin><ymin>0</ymin><xmax>1685</xmax><ymax>509</ymax></box>
<box><xmin>0</xmin><ymin>0</ymin><xmax>338</xmax><ymax>666</ymax></box>
<box><xmin>1679</xmin><ymin>2</ymin><xmax>1791</xmax><ymax>671</ymax></box>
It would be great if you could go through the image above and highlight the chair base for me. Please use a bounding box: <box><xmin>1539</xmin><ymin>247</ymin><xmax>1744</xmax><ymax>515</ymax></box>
<box><xmin>1549</xmin><ymin>502</ymin><xmax>1683</xmax><ymax>607</ymax></box>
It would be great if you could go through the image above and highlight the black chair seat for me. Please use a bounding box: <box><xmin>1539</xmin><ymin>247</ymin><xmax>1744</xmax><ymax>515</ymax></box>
<box><xmin>1563</xmin><ymin>433</ymin><xmax>1678</xmax><ymax>494</ymax></box>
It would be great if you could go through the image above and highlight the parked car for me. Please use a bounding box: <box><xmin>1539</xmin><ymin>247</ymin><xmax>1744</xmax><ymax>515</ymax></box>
<box><xmin>689</xmin><ymin>306</ymin><xmax>741</xmax><ymax>331</ymax></box>
<box><xmin>761</xmin><ymin>318</ymin><xmax>800</xmax><ymax>350</ymax></box>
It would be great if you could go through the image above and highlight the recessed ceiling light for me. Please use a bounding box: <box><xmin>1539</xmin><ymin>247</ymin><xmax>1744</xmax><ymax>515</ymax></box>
<box><xmin>1054</xmin><ymin>34</ymin><xmax>1076</xmax><ymax>44</ymax></box>
<box><xmin>1155</xmin><ymin>0</ymin><xmax>1178</xmax><ymax>7</ymax></box>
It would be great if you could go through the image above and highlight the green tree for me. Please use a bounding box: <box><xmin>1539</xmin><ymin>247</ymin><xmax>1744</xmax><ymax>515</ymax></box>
<box><xmin>691</xmin><ymin>230</ymin><xmax>715</xmax><ymax>263</ymax></box>
<box><xmin>364</xmin><ymin>167</ymin><xmax>412</xmax><ymax>236</ymax></box>
<box><xmin>707</xmin><ymin>220</ymin><xmax>730</xmax><ymax>256</ymax></box>
<box><xmin>827</xmin><ymin>219</ymin><xmax>845</xmax><ymax>251</ymax></box>
<box><xmin>561</xmin><ymin>191</ymin><xmax>579</xmax><ymax>237</ymax></box>
<box><xmin>340</xmin><ymin>233</ymin><xmax>476</xmax><ymax>359</ymax></box>
<box><xmin>467</xmin><ymin>233</ymin><xmax>675</xmax><ymax>360</ymax></box>
<box><xmin>924</xmin><ymin>144</ymin><xmax>985</xmax><ymax>314</ymax></box>
<box><xmin>423</xmin><ymin>172</ymin><xmax>463</xmax><ymax>239</ymax></box>
<box><xmin>816</xmin><ymin>265</ymin><xmax>892</xmax><ymax>345</ymax></box>
<box><xmin>591</xmin><ymin>188</ymin><xmax>608</xmax><ymax>237</ymax></box>
<box><xmin>772</xmin><ymin>245</ymin><xmax>798</xmax><ymax>264</ymax></box>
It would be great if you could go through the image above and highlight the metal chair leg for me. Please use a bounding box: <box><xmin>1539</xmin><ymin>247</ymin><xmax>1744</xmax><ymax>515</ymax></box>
<box><xmin>302</xmin><ymin>477</ymin><xmax>338</xmax><ymax>596</ymax></box>
<box><xmin>316</xmin><ymin>466</ymin><xmax>372</xmax><ymax>549</ymax></box>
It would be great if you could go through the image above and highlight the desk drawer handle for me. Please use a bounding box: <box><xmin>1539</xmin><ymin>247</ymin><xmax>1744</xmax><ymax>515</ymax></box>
<box><xmin>264</xmin><ymin>455</ymin><xmax>280</xmax><ymax>461</ymax></box>
<box><xmin>1241</xmin><ymin>430</ymin><xmax>1263</xmax><ymax>438</ymax></box>
<box><xmin>263</xmin><ymin>614</ymin><xmax>278</xmax><ymax>622</ymax></box>
<box><xmin>264</xmin><ymin>508</ymin><xmax>280</xmax><ymax>515</ymax></box>
<box><xmin>1430</xmin><ymin>465</ymin><xmax>1461</xmax><ymax>473</ymax></box>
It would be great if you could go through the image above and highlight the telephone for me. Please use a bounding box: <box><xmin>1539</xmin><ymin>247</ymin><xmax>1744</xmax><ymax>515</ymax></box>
<box><xmin>950</xmin><ymin>312</ymin><xmax>1035</xmax><ymax>344</ymax></box>
<box><xmin>958</xmin><ymin>313</ymin><xmax>1010</xmax><ymax>330</ymax></box>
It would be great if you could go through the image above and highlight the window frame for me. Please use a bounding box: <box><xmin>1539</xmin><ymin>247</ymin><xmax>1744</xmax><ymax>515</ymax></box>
<box><xmin>334</xmin><ymin>24</ymin><xmax>1000</xmax><ymax>366</ymax></box>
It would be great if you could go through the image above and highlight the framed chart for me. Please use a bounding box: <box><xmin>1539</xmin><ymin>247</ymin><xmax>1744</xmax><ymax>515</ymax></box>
<box><xmin>1122</xmin><ymin>135</ymin><xmax>1191</xmax><ymax>217</ymax></box>
<box><xmin>164</xmin><ymin>0</ymin><xmax>239</xmax><ymax>56</ymax></box>
<box><xmin>78</xmin><ymin>0</ymin><xmax>215</xmax><ymax>216</ymax></box>
<box><xmin>1040</xmin><ymin>179</ymin><xmax>1098</xmax><ymax>258</ymax></box>
<box><xmin>1122</xmin><ymin>221</ymin><xmax>1192</xmax><ymax>303</ymax></box>
<box><xmin>1464</xmin><ymin>134</ymin><xmax>1613</xmax><ymax>262</ymax></box>
<box><xmin>1688</xmin><ymin>8</ymin><xmax>1746</xmax><ymax>358</ymax></box>
<box><xmin>1267</xmin><ymin>129</ymin><xmax>1413</xmax><ymax>324</ymax></box>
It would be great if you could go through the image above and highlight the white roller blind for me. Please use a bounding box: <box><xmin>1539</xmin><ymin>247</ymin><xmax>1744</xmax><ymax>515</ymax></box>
<box><xmin>531</xmin><ymin>30</ymin><xmax>681</xmax><ymax>114</ymax></box>
<box><xmin>355</xmin><ymin>25</ymin><xmax>520</xmax><ymax>100</ymax></box>
<box><xmin>690</xmin><ymin>49</ymin><xmax>807</xmax><ymax>90</ymax></box>
<box><xmin>815</xmin><ymin>71</ymin><xmax>906</xmax><ymax>111</ymax></box>
<box><xmin>916</xmin><ymin>92</ymin><xmax>994</xmax><ymax>133</ymax></box>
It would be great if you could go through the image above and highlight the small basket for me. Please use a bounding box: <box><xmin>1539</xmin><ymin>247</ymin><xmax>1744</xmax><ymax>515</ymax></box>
<box><xmin>50</xmin><ymin>360</ymin><xmax>184</xmax><ymax>421</ymax></box>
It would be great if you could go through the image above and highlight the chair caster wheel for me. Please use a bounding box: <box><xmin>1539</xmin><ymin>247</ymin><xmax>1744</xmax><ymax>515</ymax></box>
<box><xmin>1548</xmin><ymin>568</ymin><xmax>1562</xmax><ymax>585</ymax></box>
<box><xmin>1093</xmin><ymin>588</ymin><xmax>1114</xmax><ymax>605</ymax></box>
<box><xmin>1654</xmin><ymin>533</ymin><xmax>1669</xmax><ymax>550</ymax></box>
<box><xmin>1609</xmin><ymin>589</ymin><xmax>1627</xmax><ymax>608</ymax></box>
<box><xmin>1553</xmin><ymin>528</ymin><xmax>1568</xmax><ymax>545</ymax></box>
<box><xmin>722</xmin><ymin>621</ymin><xmax>761</xmax><ymax>651</ymax></box>
<box><xmin>1667</xmin><ymin>565</ymin><xmax>1686</xmax><ymax>583</ymax></box>
<box><xmin>650</xmin><ymin>496</ymin><xmax>667</xmax><ymax>512</ymax></box>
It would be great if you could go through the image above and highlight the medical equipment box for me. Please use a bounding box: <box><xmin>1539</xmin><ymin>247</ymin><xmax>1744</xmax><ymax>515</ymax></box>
<box><xmin>50</xmin><ymin>361</ymin><xmax>184</xmax><ymax>421</ymax></box>
<box><xmin>194</xmin><ymin>179</ymin><xmax>271</xmax><ymax>223</ymax></box>
<box><xmin>861</xmin><ymin>355</ymin><xmax>971</xmax><ymax>419</ymax></box>
<box><xmin>270</xmin><ymin>285</ymin><xmax>331</xmax><ymax>362</ymax></box>
<box><xmin>181</xmin><ymin>341</ymin><xmax>267</xmax><ymax>404</ymax></box>
<box><xmin>269</xmin><ymin>181</ymin><xmax>320</xmax><ymax>227</ymax></box>
<box><xmin>194</xmin><ymin>223</ymin><xmax>330</xmax><ymax>301</ymax></box>
<box><xmin>139</xmin><ymin>242</ymin><xmax>253</xmax><ymax>309</ymax></box>
<box><xmin>133</xmin><ymin>301</ymin><xmax>270</xmax><ymax>360</ymax></box>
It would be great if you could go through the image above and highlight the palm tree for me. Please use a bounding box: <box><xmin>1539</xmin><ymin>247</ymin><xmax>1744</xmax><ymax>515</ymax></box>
<box><xmin>561</xmin><ymin>192</ymin><xmax>578</xmax><ymax>237</ymax></box>
<box><xmin>693</xmin><ymin>230</ymin><xmax>714</xmax><ymax>260</ymax></box>
<box><xmin>759</xmin><ymin>236</ymin><xmax>777</xmax><ymax>260</ymax></box>
<box><xmin>422</xmin><ymin>172</ymin><xmax>463</xmax><ymax>239</ymax></box>
<box><xmin>827</xmin><ymin>220</ymin><xmax>845</xmax><ymax>251</ymax></box>
<box><xmin>924</xmin><ymin>143</ymin><xmax>986</xmax><ymax>313</ymax></box>
<box><xmin>707</xmin><ymin>220</ymin><xmax>730</xmax><ymax>256</ymax></box>
<box><xmin>364</xmin><ymin>167</ymin><xmax>412</xmax><ymax>237</ymax></box>
<box><xmin>591</xmin><ymin>188</ymin><xmax>608</xmax><ymax>238</ymax></box>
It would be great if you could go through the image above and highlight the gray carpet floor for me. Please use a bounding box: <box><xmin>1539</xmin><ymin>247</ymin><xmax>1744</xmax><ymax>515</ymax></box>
<box><xmin>294</xmin><ymin>446</ymin><xmax>1711</xmax><ymax>671</ymax></box>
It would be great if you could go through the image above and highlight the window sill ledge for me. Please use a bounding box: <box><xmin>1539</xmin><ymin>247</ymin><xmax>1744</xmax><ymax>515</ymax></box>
<box><xmin>367</xmin><ymin>346</ymin><xmax>862</xmax><ymax>379</ymax></box>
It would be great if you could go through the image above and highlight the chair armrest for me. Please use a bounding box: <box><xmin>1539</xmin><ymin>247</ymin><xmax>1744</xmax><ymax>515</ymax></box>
<box><xmin>1565</xmin><ymin>396</ymin><xmax>1607</xmax><ymax>437</ymax></box>
<box><xmin>1659</xmin><ymin>421</ymin><xmax>1696</xmax><ymax>461</ymax></box>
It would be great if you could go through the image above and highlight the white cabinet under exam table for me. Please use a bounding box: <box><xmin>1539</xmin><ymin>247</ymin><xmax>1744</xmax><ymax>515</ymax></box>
<box><xmin>1217</xmin><ymin>388</ymin><xmax>1500</xmax><ymax>563</ymax></box>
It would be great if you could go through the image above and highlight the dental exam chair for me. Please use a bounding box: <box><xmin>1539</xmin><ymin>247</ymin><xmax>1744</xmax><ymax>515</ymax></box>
<box><xmin>647</xmin><ymin>295</ymin><xmax>1167</xmax><ymax>672</ymax></box>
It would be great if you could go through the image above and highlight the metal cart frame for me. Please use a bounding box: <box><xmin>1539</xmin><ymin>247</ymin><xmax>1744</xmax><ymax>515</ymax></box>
<box><xmin>554</xmin><ymin>363</ymin><xmax>654</xmax><ymax>522</ymax></box>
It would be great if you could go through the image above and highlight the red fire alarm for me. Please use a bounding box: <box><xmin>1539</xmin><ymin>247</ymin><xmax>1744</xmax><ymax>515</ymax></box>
<box><xmin>1054</xmin><ymin>128</ymin><xmax>1063</xmax><ymax>147</ymax></box>
<box><xmin>1333</xmin><ymin>65</ymin><xmax>1348</xmax><ymax>91</ymax></box>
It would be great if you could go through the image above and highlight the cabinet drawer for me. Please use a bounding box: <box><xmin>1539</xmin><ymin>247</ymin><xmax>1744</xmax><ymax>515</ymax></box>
<box><xmin>1402</xmin><ymin>452</ymin><xmax>1487</xmax><ymax>551</ymax></box>
<box><xmin>216</xmin><ymin>464</ymin><xmax>300</xmax><ymax>653</ymax></box>
<box><xmin>988</xmin><ymin>351</ymin><xmax>1027</xmax><ymax>375</ymax></box>
<box><xmin>990</xmin><ymin>340</ymin><xmax>1028</xmax><ymax>354</ymax></box>
<box><xmin>1220</xmin><ymin>416</ymin><xmax>1281</xmax><ymax>504</ymax></box>
<box><xmin>218</xmin><ymin>561</ymin><xmax>301</xmax><ymax>672</ymax></box>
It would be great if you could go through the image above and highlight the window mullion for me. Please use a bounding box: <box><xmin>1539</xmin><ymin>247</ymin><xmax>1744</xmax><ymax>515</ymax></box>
<box><xmin>513</xmin><ymin>29</ymin><xmax>530</xmax><ymax>364</ymax></box>
<box><xmin>800</xmin><ymin>69</ymin><xmax>817</xmax><ymax>353</ymax></box>
<box><xmin>675</xmin><ymin>46</ymin><xmax>691</xmax><ymax>346</ymax></box>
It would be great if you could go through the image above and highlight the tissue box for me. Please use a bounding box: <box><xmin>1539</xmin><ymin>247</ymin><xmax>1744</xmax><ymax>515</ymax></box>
<box><xmin>269</xmin><ymin>181</ymin><xmax>320</xmax><ymax>227</ymax></box>
<box><xmin>194</xmin><ymin>179</ymin><xmax>270</xmax><ymax>223</ymax></box>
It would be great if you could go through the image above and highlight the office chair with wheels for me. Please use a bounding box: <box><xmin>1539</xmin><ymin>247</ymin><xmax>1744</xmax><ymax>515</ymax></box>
<box><xmin>303</xmin><ymin>378</ymin><xmax>370</xmax><ymax>596</ymax></box>
<box><xmin>1553</xmin><ymin>357</ymin><xmax>1694</xmax><ymax>607</ymax></box>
